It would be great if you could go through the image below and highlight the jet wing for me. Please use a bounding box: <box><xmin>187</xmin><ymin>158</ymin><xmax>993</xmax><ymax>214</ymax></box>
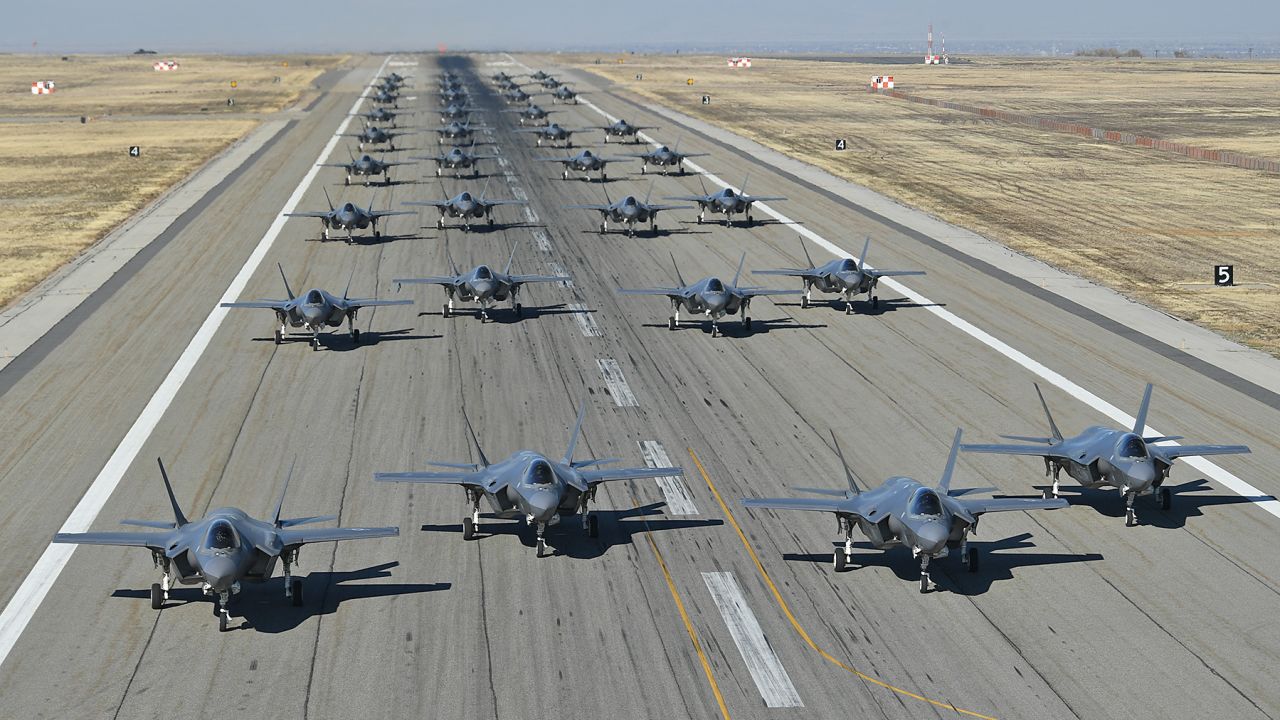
<box><xmin>617</xmin><ymin>287</ymin><xmax>689</xmax><ymax>298</ymax></box>
<box><xmin>509</xmin><ymin>275</ymin><xmax>572</xmax><ymax>284</ymax></box>
<box><xmin>741</xmin><ymin>195</ymin><xmax>786</xmax><ymax>203</ymax></box>
<box><xmin>646</xmin><ymin>204</ymin><xmax>696</xmax><ymax>212</ymax></box>
<box><xmin>220</xmin><ymin>300</ymin><xmax>291</xmax><ymax>310</ymax></box>
<box><xmin>870</xmin><ymin>269</ymin><xmax>926</xmax><ymax>278</ymax></box>
<box><xmin>393</xmin><ymin>276</ymin><xmax>460</xmax><ymax>287</ymax></box>
<box><xmin>534</xmin><ymin>157</ymin><xmax>575</xmax><ymax>164</ymax></box>
<box><xmin>737</xmin><ymin>288</ymin><xmax>804</xmax><ymax>298</ymax></box>
<box><xmin>581</xmin><ymin>467</ymin><xmax>682</xmax><ymax>485</ymax></box>
<box><xmin>753</xmin><ymin>268</ymin><xmax>819</xmax><ymax>278</ymax></box>
<box><xmin>52</xmin><ymin>530</ymin><xmax>171</xmax><ymax>550</ymax></box>
<box><xmin>278</xmin><ymin>526</ymin><xmax>399</xmax><ymax>548</ymax></box>
<box><xmin>960</xmin><ymin>442</ymin><xmax>1074</xmax><ymax>460</ymax></box>
<box><xmin>664</xmin><ymin>195</ymin><xmax>712</xmax><ymax>203</ymax></box>
<box><xmin>1149</xmin><ymin>444</ymin><xmax>1251</xmax><ymax>463</ymax></box>
<box><xmin>343</xmin><ymin>298</ymin><xmax>415</xmax><ymax>310</ymax></box>
<box><xmin>317</xmin><ymin>163</ymin><xmax>354</xmax><ymax>169</ymax></box>
<box><xmin>368</xmin><ymin>210</ymin><xmax>417</xmax><ymax>219</ymax></box>
<box><xmin>561</xmin><ymin>204</ymin><xmax>613</xmax><ymax>211</ymax></box>
<box><xmin>481</xmin><ymin>199</ymin><xmax>528</xmax><ymax>207</ymax></box>
<box><xmin>283</xmin><ymin>211</ymin><xmax>333</xmax><ymax>218</ymax></box>
<box><xmin>742</xmin><ymin>495</ymin><xmax>883</xmax><ymax>523</ymax></box>
<box><xmin>374</xmin><ymin>470</ymin><xmax>489</xmax><ymax>488</ymax></box>
<box><xmin>402</xmin><ymin>200</ymin><xmax>452</xmax><ymax>208</ymax></box>
<box><xmin>958</xmin><ymin>497</ymin><xmax>1069</xmax><ymax>516</ymax></box>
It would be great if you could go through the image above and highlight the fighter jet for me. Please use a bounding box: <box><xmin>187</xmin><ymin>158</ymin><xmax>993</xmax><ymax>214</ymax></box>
<box><xmin>562</xmin><ymin>183</ymin><xmax>693</xmax><ymax>236</ymax></box>
<box><xmin>414</xmin><ymin>144</ymin><xmax>499</xmax><ymax>177</ymax></box>
<box><xmin>503</xmin><ymin>103</ymin><xmax>557</xmax><ymax>126</ymax></box>
<box><xmin>375</xmin><ymin>403</ymin><xmax>681</xmax><ymax>557</ymax></box>
<box><xmin>371</xmin><ymin>88</ymin><xmax>401</xmax><ymax>107</ymax></box>
<box><xmin>598</xmin><ymin>118</ymin><xmax>657</xmax><ymax>143</ymax></box>
<box><xmin>514</xmin><ymin>122</ymin><xmax>580</xmax><ymax>148</ymax></box>
<box><xmin>623</xmin><ymin>139</ymin><xmax>708</xmax><ymax>175</ymax></box>
<box><xmin>379</xmin><ymin>72</ymin><xmax>410</xmax><ymax>86</ymax></box>
<box><xmin>617</xmin><ymin>253</ymin><xmax>801</xmax><ymax>336</ymax></box>
<box><xmin>535</xmin><ymin>76</ymin><xmax>562</xmax><ymax>89</ymax></box>
<box><xmin>284</xmin><ymin>187</ymin><xmax>414</xmax><ymax>242</ymax></box>
<box><xmin>535</xmin><ymin>148</ymin><xmax>633</xmax><ymax>182</ymax></box>
<box><xmin>756</xmin><ymin>237</ymin><xmax>925</xmax><ymax>313</ymax></box>
<box><xmin>222</xmin><ymin>264</ymin><xmax>413</xmax><ymax>349</ymax></box>
<box><xmin>403</xmin><ymin>183</ymin><xmax>527</xmax><ymax>231</ymax></box>
<box><xmin>546</xmin><ymin>85</ymin><xmax>582</xmax><ymax>104</ymax></box>
<box><xmin>53</xmin><ymin>458</ymin><xmax>398</xmax><ymax>630</ymax></box>
<box><xmin>434</xmin><ymin>120</ymin><xmax>488</xmax><ymax>145</ymax></box>
<box><xmin>440</xmin><ymin>102</ymin><xmax>483</xmax><ymax>122</ymax></box>
<box><xmin>502</xmin><ymin>87</ymin><xmax>532</xmax><ymax>104</ymax></box>
<box><xmin>524</xmin><ymin>70</ymin><xmax>553</xmax><ymax>81</ymax></box>
<box><xmin>744</xmin><ymin>429</ymin><xmax>1068</xmax><ymax>593</ymax></box>
<box><xmin>961</xmin><ymin>383</ymin><xmax>1251</xmax><ymax>526</ymax></box>
<box><xmin>439</xmin><ymin>88</ymin><xmax>469</xmax><ymax>106</ymax></box>
<box><xmin>318</xmin><ymin>149</ymin><xmax>414</xmax><ymax>186</ymax></box>
<box><xmin>437</xmin><ymin>78</ymin><xmax>465</xmax><ymax>93</ymax></box>
<box><xmin>351</xmin><ymin>106</ymin><xmax>416</xmax><ymax>128</ymax></box>
<box><xmin>342</xmin><ymin>124</ymin><xmax>417</xmax><ymax>152</ymax></box>
<box><xmin>490</xmin><ymin>71</ymin><xmax>514</xmax><ymax>84</ymax></box>
<box><xmin>394</xmin><ymin>243</ymin><xmax>567</xmax><ymax>320</ymax></box>
<box><xmin>667</xmin><ymin>176</ymin><xmax>786</xmax><ymax>226</ymax></box>
<box><xmin>496</xmin><ymin>78</ymin><xmax>522</xmax><ymax>93</ymax></box>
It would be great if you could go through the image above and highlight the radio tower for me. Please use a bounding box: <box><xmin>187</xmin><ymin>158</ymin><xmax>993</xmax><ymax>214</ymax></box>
<box><xmin>928</xmin><ymin>23</ymin><xmax>934</xmax><ymax>58</ymax></box>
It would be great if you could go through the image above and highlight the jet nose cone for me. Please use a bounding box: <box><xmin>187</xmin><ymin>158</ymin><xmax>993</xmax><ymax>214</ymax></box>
<box><xmin>1127</xmin><ymin>461</ymin><xmax>1158</xmax><ymax>493</ymax></box>
<box><xmin>525</xmin><ymin>490</ymin><xmax>560</xmax><ymax>522</ymax></box>
<box><xmin>472</xmin><ymin>279</ymin><xmax>495</xmax><ymax>297</ymax></box>
<box><xmin>201</xmin><ymin>556</ymin><xmax>239</xmax><ymax>592</ymax></box>
<box><xmin>704</xmin><ymin>292</ymin><xmax>729</xmax><ymax>313</ymax></box>
<box><xmin>915</xmin><ymin>522</ymin><xmax>950</xmax><ymax>556</ymax></box>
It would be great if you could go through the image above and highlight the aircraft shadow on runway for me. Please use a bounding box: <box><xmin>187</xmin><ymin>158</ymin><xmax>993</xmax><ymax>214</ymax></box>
<box><xmin>774</xmin><ymin>297</ymin><xmax>943</xmax><ymax>316</ymax></box>
<box><xmin>584</xmin><ymin>226</ymin><xmax>712</xmax><ymax>239</ymax></box>
<box><xmin>420</xmin><ymin>502</ymin><xmax>722</xmax><ymax>560</ymax></box>
<box><xmin>329</xmin><ymin>179</ymin><xmax>423</xmax><ymax>190</ymax></box>
<box><xmin>1037</xmin><ymin>479</ymin><xmax>1261</xmax><ymax>530</ymax></box>
<box><xmin>639</xmin><ymin>317</ymin><xmax>828</xmax><ymax>336</ymax></box>
<box><xmin>425</xmin><ymin>221</ymin><xmax>536</xmax><ymax>235</ymax></box>
<box><xmin>676</xmin><ymin>218</ymin><xmax>796</xmax><ymax>230</ymax></box>
<box><xmin>250</xmin><ymin>328</ymin><xmax>441</xmax><ymax>350</ymax></box>
<box><xmin>783</xmin><ymin>532</ymin><xmax>1103</xmax><ymax>595</ymax></box>
<box><xmin>111</xmin><ymin>562</ymin><xmax>448</xmax><ymax>634</ymax></box>
<box><xmin>417</xmin><ymin>303</ymin><xmax>575</xmax><ymax>323</ymax></box>
<box><xmin>304</xmin><ymin>232</ymin><xmax>423</xmax><ymax>247</ymax></box>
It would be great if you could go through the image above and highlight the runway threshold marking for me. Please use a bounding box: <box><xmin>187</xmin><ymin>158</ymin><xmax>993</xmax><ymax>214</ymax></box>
<box><xmin>539</xmin><ymin>58</ymin><xmax>1275</xmax><ymax>522</ymax></box>
<box><xmin>639</xmin><ymin>441</ymin><xmax>698</xmax><ymax>515</ymax></box>
<box><xmin>569</xmin><ymin>302</ymin><xmax>603</xmax><ymax>338</ymax></box>
<box><xmin>597</xmin><ymin>358</ymin><xmax>638</xmax><ymax>407</ymax></box>
<box><xmin>0</xmin><ymin>55</ymin><xmax>395</xmax><ymax>666</ymax></box>
<box><xmin>702</xmin><ymin>571</ymin><xmax>803</xmax><ymax>707</ymax></box>
<box><xmin>689</xmin><ymin>449</ymin><xmax>997</xmax><ymax>720</ymax></box>
<box><xmin>634</xmin><ymin>501</ymin><xmax>731</xmax><ymax>720</ymax></box>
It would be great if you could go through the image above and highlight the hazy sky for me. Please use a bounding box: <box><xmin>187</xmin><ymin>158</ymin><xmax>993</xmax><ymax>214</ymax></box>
<box><xmin>5</xmin><ymin>0</ymin><xmax>1279</xmax><ymax>53</ymax></box>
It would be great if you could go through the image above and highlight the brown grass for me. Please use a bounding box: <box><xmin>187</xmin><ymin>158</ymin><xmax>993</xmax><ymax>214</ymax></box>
<box><xmin>0</xmin><ymin>54</ymin><xmax>347</xmax><ymax>309</ymax></box>
<box><xmin>545</xmin><ymin>54</ymin><xmax>1280</xmax><ymax>356</ymax></box>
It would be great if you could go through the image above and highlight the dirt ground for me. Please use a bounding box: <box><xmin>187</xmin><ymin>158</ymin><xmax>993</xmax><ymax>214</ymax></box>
<box><xmin>0</xmin><ymin>53</ymin><xmax>347</xmax><ymax>309</ymax></box>
<box><xmin>546</xmin><ymin>53</ymin><xmax>1280</xmax><ymax>356</ymax></box>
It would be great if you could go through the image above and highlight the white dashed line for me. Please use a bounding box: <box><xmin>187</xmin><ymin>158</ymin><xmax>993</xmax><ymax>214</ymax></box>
<box><xmin>531</xmin><ymin>229</ymin><xmax>552</xmax><ymax>253</ymax></box>
<box><xmin>523</xmin><ymin>206</ymin><xmax>540</xmax><ymax>225</ymax></box>
<box><xmin>597</xmin><ymin>358</ymin><xmax>639</xmax><ymax>407</ymax></box>
<box><xmin>639</xmin><ymin>441</ymin><xmax>698</xmax><ymax>515</ymax></box>
<box><xmin>569</xmin><ymin>302</ymin><xmax>602</xmax><ymax>338</ymax></box>
<box><xmin>702</xmin><ymin>571</ymin><xmax>803</xmax><ymax>708</ymax></box>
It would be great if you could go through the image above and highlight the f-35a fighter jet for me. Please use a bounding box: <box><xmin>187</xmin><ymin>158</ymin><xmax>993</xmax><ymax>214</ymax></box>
<box><xmin>744</xmin><ymin>430</ymin><xmax>1068</xmax><ymax>593</ymax></box>
<box><xmin>393</xmin><ymin>243</ymin><xmax>568</xmax><ymax>321</ymax></box>
<box><xmin>535</xmin><ymin>148</ymin><xmax>633</xmax><ymax>182</ymax></box>
<box><xmin>285</xmin><ymin>187</ymin><xmax>414</xmax><ymax>242</ymax></box>
<box><xmin>342</xmin><ymin>124</ymin><xmax>417</xmax><ymax>152</ymax></box>
<box><xmin>563</xmin><ymin>183</ymin><xmax>693</xmax><ymax>236</ymax></box>
<box><xmin>597</xmin><ymin>118</ymin><xmax>657</xmax><ymax>143</ymax></box>
<box><xmin>403</xmin><ymin>182</ymin><xmax>527</xmax><ymax>231</ymax></box>
<box><xmin>351</xmin><ymin>106</ymin><xmax>416</xmax><ymax>128</ymax></box>
<box><xmin>515</xmin><ymin>122</ymin><xmax>580</xmax><ymax>148</ymax></box>
<box><xmin>624</xmin><ymin>139</ymin><xmax>708</xmax><ymax>175</ymax></box>
<box><xmin>545</xmin><ymin>85</ymin><xmax>582</xmax><ymax>104</ymax></box>
<box><xmin>434</xmin><ymin>120</ymin><xmax>488</xmax><ymax>145</ymax></box>
<box><xmin>503</xmin><ymin>103</ymin><xmax>557</xmax><ymax>126</ymax></box>
<box><xmin>53</xmin><ymin>458</ymin><xmax>398</xmax><ymax>630</ymax></box>
<box><xmin>439</xmin><ymin>102</ymin><xmax>483</xmax><ymax>122</ymax></box>
<box><xmin>415</xmin><ymin>144</ymin><xmax>499</xmax><ymax>177</ymax></box>
<box><xmin>667</xmin><ymin>176</ymin><xmax>786</xmax><ymax>226</ymax></box>
<box><xmin>375</xmin><ymin>403</ymin><xmax>682</xmax><ymax>557</ymax></box>
<box><xmin>502</xmin><ymin>87</ymin><xmax>532</xmax><ymax>104</ymax></box>
<box><xmin>222</xmin><ymin>264</ymin><xmax>413</xmax><ymax>349</ymax></box>
<box><xmin>756</xmin><ymin>237</ymin><xmax>925</xmax><ymax>313</ymax></box>
<box><xmin>371</xmin><ymin>88</ymin><xmax>402</xmax><ymax>106</ymax></box>
<box><xmin>618</xmin><ymin>253</ymin><xmax>800</xmax><ymax>336</ymax></box>
<box><xmin>319</xmin><ymin>149</ymin><xmax>414</xmax><ymax>186</ymax></box>
<box><xmin>962</xmin><ymin>384</ymin><xmax>1251</xmax><ymax>526</ymax></box>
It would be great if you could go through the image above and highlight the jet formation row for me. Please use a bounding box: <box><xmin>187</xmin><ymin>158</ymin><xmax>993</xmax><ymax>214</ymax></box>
<box><xmin>52</xmin><ymin>63</ymin><xmax>1251</xmax><ymax>638</ymax></box>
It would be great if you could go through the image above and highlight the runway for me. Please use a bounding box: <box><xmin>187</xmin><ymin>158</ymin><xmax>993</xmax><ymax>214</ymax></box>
<box><xmin>0</xmin><ymin>52</ymin><xmax>1276</xmax><ymax>719</ymax></box>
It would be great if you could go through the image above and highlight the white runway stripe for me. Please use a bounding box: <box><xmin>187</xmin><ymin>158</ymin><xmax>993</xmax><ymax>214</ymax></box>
<box><xmin>597</xmin><ymin>358</ymin><xmax>638</xmax><ymax>407</ymax></box>
<box><xmin>702</xmin><ymin>571</ymin><xmax>803</xmax><ymax>708</ymax></box>
<box><xmin>639</xmin><ymin>441</ymin><xmax>698</xmax><ymax>515</ymax></box>
<box><xmin>531</xmin><ymin>229</ymin><xmax>552</xmax><ymax>253</ymax></box>
<box><xmin>548</xmin><ymin>262</ymin><xmax>572</xmax><ymax>288</ymax></box>
<box><xmin>569</xmin><ymin>302</ymin><xmax>602</xmax><ymax>338</ymax></box>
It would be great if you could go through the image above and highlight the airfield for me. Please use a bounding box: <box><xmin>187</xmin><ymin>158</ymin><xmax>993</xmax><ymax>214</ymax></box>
<box><xmin>0</xmin><ymin>52</ymin><xmax>1277</xmax><ymax>719</ymax></box>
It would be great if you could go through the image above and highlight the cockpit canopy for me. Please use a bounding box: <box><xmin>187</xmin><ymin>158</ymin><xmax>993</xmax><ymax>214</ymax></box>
<box><xmin>656</xmin><ymin>146</ymin><xmax>669</xmax><ymax>154</ymax></box>
<box><xmin>474</xmin><ymin>265</ymin><xmax>492</xmax><ymax>280</ymax></box>
<box><xmin>341</xmin><ymin>203</ymin><xmax>356</xmax><ymax>213</ymax></box>
<box><xmin>908</xmin><ymin>487</ymin><xmax>943</xmax><ymax>517</ymax></box>
<box><xmin>622</xmin><ymin>196</ymin><xmax>637</xmax><ymax>206</ymax></box>
<box><xmin>305</xmin><ymin>289</ymin><xmax>324</xmax><ymax>304</ymax></box>
<box><xmin>722</xmin><ymin>188</ymin><xmax>737</xmax><ymax>198</ymax></box>
<box><xmin>838</xmin><ymin>258</ymin><xmax>858</xmax><ymax>272</ymax></box>
<box><xmin>206</xmin><ymin>520</ymin><xmax>239</xmax><ymax>551</ymax></box>
<box><xmin>706</xmin><ymin>278</ymin><xmax>724</xmax><ymax>292</ymax></box>
<box><xmin>581</xmin><ymin>150</ymin><xmax>594</xmax><ymax>158</ymax></box>
<box><xmin>526</xmin><ymin>461</ymin><xmax>554</xmax><ymax>485</ymax></box>
<box><xmin>459</xmin><ymin>192</ymin><xmax>474</xmax><ymax>203</ymax></box>
<box><xmin>1117</xmin><ymin>433</ymin><xmax>1147</xmax><ymax>459</ymax></box>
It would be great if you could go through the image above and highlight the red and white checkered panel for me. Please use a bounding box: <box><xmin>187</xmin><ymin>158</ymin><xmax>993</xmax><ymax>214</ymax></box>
<box><xmin>869</xmin><ymin>76</ymin><xmax>894</xmax><ymax>89</ymax></box>
<box><xmin>924</xmin><ymin>55</ymin><xmax>942</xmax><ymax>65</ymax></box>
<box><xmin>31</xmin><ymin>81</ymin><xmax>55</xmax><ymax>94</ymax></box>
<box><xmin>727</xmin><ymin>57</ymin><xmax>752</xmax><ymax>68</ymax></box>
<box><xmin>153</xmin><ymin>61</ymin><xmax>179</xmax><ymax>71</ymax></box>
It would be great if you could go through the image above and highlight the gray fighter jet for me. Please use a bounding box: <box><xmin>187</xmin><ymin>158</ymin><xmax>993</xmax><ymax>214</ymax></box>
<box><xmin>439</xmin><ymin>102</ymin><xmax>482</xmax><ymax>122</ymax></box>
<box><xmin>624</xmin><ymin>139</ymin><xmax>709</xmax><ymax>175</ymax></box>
<box><xmin>491</xmin><ymin>71</ymin><xmax>514</xmax><ymax>84</ymax></box>
<box><xmin>352</xmin><ymin>106</ymin><xmax>416</xmax><ymax>128</ymax></box>
<box><xmin>415</xmin><ymin>144</ymin><xmax>498</xmax><ymax>177</ymax></box>
<box><xmin>434</xmin><ymin>120</ymin><xmax>487</xmax><ymax>145</ymax></box>
<box><xmin>393</xmin><ymin>243</ymin><xmax>567</xmax><ymax>321</ymax></box>
<box><xmin>503</xmin><ymin>103</ymin><xmax>557</xmax><ymax>126</ymax></box>
<box><xmin>535</xmin><ymin>148</ymin><xmax>633</xmax><ymax>182</ymax></box>
<box><xmin>744</xmin><ymin>429</ymin><xmax>1068</xmax><ymax>593</ymax></box>
<box><xmin>524</xmin><ymin>70</ymin><xmax>553</xmax><ymax>81</ymax></box>
<box><xmin>514</xmin><ymin>122</ymin><xmax>580</xmax><ymax>148</ymax></box>
<box><xmin>342</xmin><ymin>124</ymin><xmax>417</xmax><ymax>152</ymax></box>
<box><xmin>546</xmin><ymin>85</ymin><xmax>582</xmax><ymax>104</ymax></box>
<box><xmin>496</xmin><ymin>78</ymin><xmax>522</xmax><ymax>93</ymax></box>
<box><xmin>618</xmin><ymin>253</ymin><xmax>801</xmax><ymax>336</ymax></box>
<box><xmin>375</xmin><ymin>403</ymin><xmax>681</xmax><ymax>557</ymax></box>
<box><xmin>403</xmin><ymin>183</ymin><xmax>527</xmax><ymax>231</ymax></box>
<box><xmin>961</xmin><ymin>383</ymin><xmax>1251</xmax><ymax>526</ymax></box>
<box><xmin>503</xmin><ymin>88</ymin><xmax>532</xmax><ymax>104</ymax></box>
<box><xmin>535</xmin><ymin>76</ymin><xmax>562</xmax><ymax>89</ymax></box>
<box><xmin>378</xmin><ymin>72</ymin><xmax>410</xmax><ymax>86</ymax></box>
<box><xmin>53</xmin><ymin>458</ymin><xmax>398</xmax><ymax>630</ymax></box>
<box><xmin>319</xmin><ymin>149</ymin><xmax>414</xmax><ymax>186</ymax></box>
<box><xmin>439</xmin><ymin>88</ymin><xmax>469</xmax><ymax>106</ymax></box>
<box><xmin>285</xmin><ymin>187</ymin><xmax>414</xmax><ymax>242</ymax></box>
<box><xmin>371</xmin><ymin>88</ymin><xmax>401</xmax><ymax>107</ymax></box>
<box><xmin>222</xmin><ymin>264</ymin><xmax>413</xmax><ymax>348</ymax></box>
<box><xmin>598</xmin><ymin>118</ymin><xmax>657</xmax><ymax>143</ymax></box>
<box><xmin>563</xmin><ymin>183</ymin><xmax>693</xmax><ymax>236</ymax></box>
<box><xmin>756</xmin><ymin>237</ymin><xmax>925</xmax><ymax>313</ymax></box>
<box><xmin>667</xmin><ymin>176</ymin><xmax>786</xmax><ymax>226</ymax></box>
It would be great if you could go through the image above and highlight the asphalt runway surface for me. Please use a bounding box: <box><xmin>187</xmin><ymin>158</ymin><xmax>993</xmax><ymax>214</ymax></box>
<box><xmin>0</xmin><ymin>52</ymin><xmax>1276</xmax><ymax>719</ymax></box>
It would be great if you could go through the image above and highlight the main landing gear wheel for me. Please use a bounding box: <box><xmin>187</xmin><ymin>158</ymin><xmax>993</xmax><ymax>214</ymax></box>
<box><xmin>800</xmin><ymin>296</ymin><xmax>809</xmax><ymax>309</ymax></box>
<box><xmin>514</xmin><ymin>303</ymin><xmax>523</xmax><ymax>319</ymax></box>
<box><xmin>919</xmin><ymin>574</ymin><xmax>930</xmax><ymax>594</ymax></box>
<box><xmin>151</xmin><ymin>583</ymin><xmax>164</xmax><ymax>610</ymax></box>
<box><xmin>845</xmin><ymin>302</ymin><xmax>854</xmax><ymax>315</ymax></box>
<box><xmin>871</xmin><ymin>295</ymin><xmax>880</xmax><ymax>310</ymax></box>
<box><xmin>587</xmin><ymin>514</ymin><xmax>599</xmax><ymax>538</ymax></box>
<box><xmin>668</xmin><ymin>316</ymin><xmax>677</xmax><ymax>331</ymax></box>
<box><xmin>965</xmin><ymin>547</ymin><xmax>979</xmax><ymax>573</ymax></box>
<box><xmin>463</xmin><ymin>516</ymin><xmax>476</xmax><ymax>540</ymax></box>
<box><xmin>711</xmin><ymin>325</ymin><xmax>720</xmax><ymax>338</ymax></box>
<box><xmin>833</xmin><ymin>551</ymin><xmax>847</xmax><ymax>572</ymax></box>
<box><xmin>743</xmin><ymin>317</ymin><xmax>752</xmax><ymax>332</ymax></box>
<box><xmin>311</xmin><ymin>336</ymin><xmax>321</xmax><ymax>351</ymax></box>
<box><xmin>351</xmin><ymin>329</ymin><xmax>361</xmax><ymax>344</ymax></box>
<box><xmin>1125</xmin><ymin>507</ymin><xmax>1137</xmax><ymax>527</ymax></box>
<box><xmin>291</xmin><ymin>579</ymin><xmax>304</xmax><ymax>607</ymax></box>
<box><xmin>442</xmin><ymin>304</ymin><xmax>452</xmax><ymax>318</ymax></box>
<box><xmin>218</xmin><ymin>611</ymin><xmax>229</xmax><ymax>632</ymax></box>
<box><xmin>274</xmin><ymin>328</ymin><xmax>283</xmax><ymax>345</ymax></box>
<box><xmin>536</xmin><ymin>538</ymin><xmax>547</xmax><ymax>557</ymax></box>
<box><xmin>344</xmin><ymin>177</ymin><xmax>351</xmax><ymax>186</ymax></box>
<box><xmin>1157</xmin><ymin>487</ymin><xmax>1172</xmax><ymax>510</ymax></box>
<box><xmin>436</xmin><ymin>168</ymin><xmax>442</xmax><ymax>177</ymax></box>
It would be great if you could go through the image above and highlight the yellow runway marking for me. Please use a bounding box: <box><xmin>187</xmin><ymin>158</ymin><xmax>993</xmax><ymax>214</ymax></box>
<box><xmin>635</xmin><ymin>500</ymin><xmax>731</xmax><ymax>720</ymax></box>
<box><xmin>689</xmin><ymin>449</ymin><xmax>997</xmax><ymax>720</ymax></box>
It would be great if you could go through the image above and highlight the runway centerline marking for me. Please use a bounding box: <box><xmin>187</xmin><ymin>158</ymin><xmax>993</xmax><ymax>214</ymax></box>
<box><xmin>531</xmin><ymin>229</ymin><xmax>552</xmax><ymax>253</ymax></box>
<box><xmin>533</xmin><ymin>55</ymin><xmax>1273</xmax><ymax>521</ymax></box>
<box><xmin>596</xmin><ymin>358</ymin><xmax>638</xmax><ymax>407</ymax></box>
<box><xmin>0</xmin><ymin>55</ymin><xmax>395</xmax><ymax>667</ymax></box>
<box><xmin>689</xmin><ymin>449</ymin><xmax>997</xmax><ymax>719</ymax></box>
<box><xmin>568</xmin><ymin>302</ymin><xmax>602</xmax><ymax>338</ymax></box>
<box><xmin>639</xmin><ymin>441</ymin><xmax>698</xmax><ymax>515</ymax></box>
<box><xmin>702</xmin><ymin>571</ymin><xmax>803</xmax><ymax>708</ymax></box>
<box><xmin>523</xmin><ymin>206</ymin><xmax>540</xmax><ymax>225</ymax></box>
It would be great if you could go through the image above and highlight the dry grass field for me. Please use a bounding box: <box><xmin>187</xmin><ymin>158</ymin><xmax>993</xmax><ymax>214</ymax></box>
<box><xmin>549</xmin><ymin>53</ymin><xmax>1280</xmax><ymax>356</ymax></box>
<box><xmin>0</xmin><ymin>53</ymin><xmax>346</xmax><ymax>309</ymax></box>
